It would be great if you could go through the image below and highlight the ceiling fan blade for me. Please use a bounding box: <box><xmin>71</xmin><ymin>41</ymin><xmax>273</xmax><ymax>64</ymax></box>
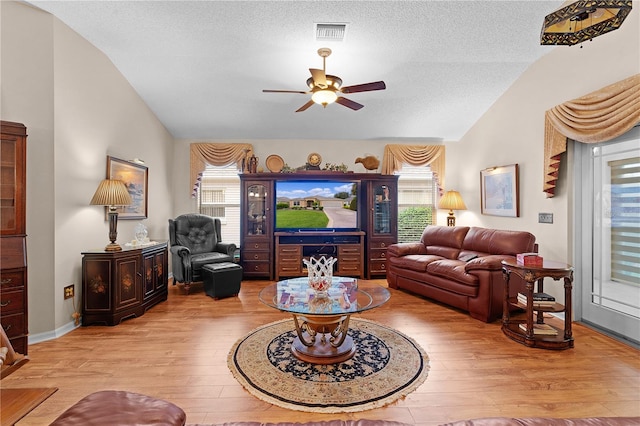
<box><xmin>340</xmin><ymin>81</ymin><xmax>386</xmax><ymax>94</ymax></box>
<box><xmin>296</xmin><ymin>100</ymin><xmax>315</xmax><ymax>112</ymax></box>
<box><xmin>309</xmin><ymin>68</ymin><xmax>327</xmax><ymax>88</ymax></box>
<box><xmin>263</xmin><ymin>89</ymin><xmax>308</xmax><ymax>94</ymax></box>
<box><xmin>336</xmin><ymin>97</ymin><xmax>364</xmax><ymax>111</ymax></box>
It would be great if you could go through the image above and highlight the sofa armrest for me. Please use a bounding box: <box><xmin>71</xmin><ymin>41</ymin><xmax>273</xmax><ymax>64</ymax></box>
<box><xmin>216</xmin><ymin>242</ymin><xmax>237</xmax><ymax>257</ymax></box>
<box><xmin>387</xmin><ymin>242</ymin><xmax>427</xmax><ymax>257</ymax></box>
<box><xmin>465</xmin><ymin>255</ymin><xmax>513</xmax><ymax>272</ymax></box>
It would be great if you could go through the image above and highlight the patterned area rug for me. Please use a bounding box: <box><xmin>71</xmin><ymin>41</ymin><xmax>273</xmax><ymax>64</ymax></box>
<box><xmin>227</xmin><ymin>318</ymin><xmax>429</xmax><ymax>413</ymax></box>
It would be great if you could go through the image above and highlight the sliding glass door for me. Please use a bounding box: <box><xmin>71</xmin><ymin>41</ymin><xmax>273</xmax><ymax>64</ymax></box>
<box><xmin>574</xmin><ymin>127</ymin><xmax>640</xmax><ymax>345</ymax></box>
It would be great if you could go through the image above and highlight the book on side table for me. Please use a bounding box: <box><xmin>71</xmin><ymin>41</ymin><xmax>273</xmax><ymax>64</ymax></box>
<box><xmin>519</xmin><ymin>323</ymin><xmax>558</xmax><ymax>335</ymax></box>
<box><xmin>517</xmin><ymin>292</ymin><xmax>556</xmax><ymax>306</ymax></box>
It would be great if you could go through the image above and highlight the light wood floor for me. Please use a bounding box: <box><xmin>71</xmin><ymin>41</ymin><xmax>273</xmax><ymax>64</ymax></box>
<box><xmin>4</xmin><ymin>279</ymin><xmax>640</xmax><ymax>425</ymax></box>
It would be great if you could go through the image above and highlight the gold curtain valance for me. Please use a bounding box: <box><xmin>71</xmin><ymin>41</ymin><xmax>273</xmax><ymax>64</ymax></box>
<box><xmin>544</xmin><ymin>74</ymin><xmax>640</xmax><ymax>197</ymax></box>
<box><xmin>381</xmin><ymin>144</ymin><xmax>445</xmax><ymax>194</ymax></box>
<box><xmin>190</xmin><ymin>143</ymin><xmax>253</xmax><ymax>197</ymax></box>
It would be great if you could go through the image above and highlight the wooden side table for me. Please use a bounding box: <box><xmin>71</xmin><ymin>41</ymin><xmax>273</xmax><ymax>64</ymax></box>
<box><xmin>501</xmin><ymin>259</ymin><xmax>574</xmax><ymax>350</ymax></box>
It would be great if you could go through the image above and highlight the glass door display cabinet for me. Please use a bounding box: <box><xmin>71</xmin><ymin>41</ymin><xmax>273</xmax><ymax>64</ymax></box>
<box><xmin>0</xmin><ymin>121</ymin><xmax>28</xmax><ymax>355</ymax></box>
<box><xmin>240</xmin><ymin>176</ymin><xmax>273</xmax><ymax>279</ymax></box>
<box><xmin>364</xmin><ymin>176</ymin><xmax>398</xmax><ymax>278</ymax></box>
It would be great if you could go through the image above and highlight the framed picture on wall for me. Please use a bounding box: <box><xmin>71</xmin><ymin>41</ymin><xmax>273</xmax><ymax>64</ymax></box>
<box><xmin>480</xmin><ymin>163</ymin><xmax>519</xmax><ymax>217</ymax></box>
<box><xmin>107</xmin><ymin>156</ymin><xmax>148</xmax><ymax>219</ymax></box>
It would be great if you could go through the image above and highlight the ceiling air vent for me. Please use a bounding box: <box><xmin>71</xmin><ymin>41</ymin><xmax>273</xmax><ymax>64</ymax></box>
<box><xmin>315</xmin><ymin>23</ymin><xmax>347</xmax><ymax>42</ymax></box>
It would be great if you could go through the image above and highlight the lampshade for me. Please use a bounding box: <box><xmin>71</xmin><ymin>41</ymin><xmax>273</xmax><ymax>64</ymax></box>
<box><xmin>438</xmin><ymin>190</ymin><xmax>466</xmax><ymax>227</ymax></box>
<box><xmin>438</xmin><ymin>190</ymin><xmax>467</xmax><ymax>211</ymax></box>
<box><xmin>90</xmin><ymin>179</ymin><xmax>132</xmax><ymax>252</ymax></box>
<box><xmin>90</xmin><ymin>179</ymin><xmax>132</xmax><ymax>206</ymax></box>
<box><xmin>540</xmin><ymin>0</ymin><xmax>632</xmax><ymax>46</ymax></box>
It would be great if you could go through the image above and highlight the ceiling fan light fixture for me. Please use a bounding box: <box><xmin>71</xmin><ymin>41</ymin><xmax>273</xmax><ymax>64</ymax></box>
<box><xmin>311</xmin><ymin>89</ymin><xmax>338</xmax><ymax>106</ymax></box>
<box><xmin>306</xmin><ymin>75</ymin><xmax>342</xmax><ymax>90</ymax></box>
<box><xmin>540</xmin><ymin>0</ymin><xmax>632</xmax><ymax>46</ymax></box>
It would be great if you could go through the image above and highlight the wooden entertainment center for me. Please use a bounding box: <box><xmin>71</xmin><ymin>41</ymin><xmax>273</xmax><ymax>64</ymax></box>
<box><xmin>240</xmin><ymin>172</ymin><xmax>398</xmax><ymax>280</ymax></box>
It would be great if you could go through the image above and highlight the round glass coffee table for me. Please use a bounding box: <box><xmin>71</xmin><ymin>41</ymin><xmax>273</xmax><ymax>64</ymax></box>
<box><xmin>259</xmin><ymin>277</ymin><xmax>391</xmax><ymax>364</ymax></box>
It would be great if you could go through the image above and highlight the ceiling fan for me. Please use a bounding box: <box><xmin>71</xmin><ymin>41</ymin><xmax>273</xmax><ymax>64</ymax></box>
<box><xmin>263</xmin><ymin>48</ymin><xmax>386</xmax><ymax>112</ymax></box>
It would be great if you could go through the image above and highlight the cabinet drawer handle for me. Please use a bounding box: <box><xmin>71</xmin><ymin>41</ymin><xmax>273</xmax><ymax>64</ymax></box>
<box><xmin>1</xmin><ymin>278</ymin><xmax>12</xmax><ymax>285</ymax></box>
<box><xmin>0</xmin><ymin>300</ymin><xmax>10</xmax><ymax>307</ymax></box>
<box><xmin>381</xmin><ymin>253</ymin><xmax>386</xmax><ymax>258</ymax></box>
<box><xmin>254</xmin><ymin>244</ymin><xmax>260</xmax><ymax>249</ymax></box>
<box><xmin>2</xmin><ymin>324</ymin><xmax>11</xmax><ymax>331</ymax></box>
<box><xmin>381</xmin><ymin>242</ymin><xmax>386</xmax><ymax>247</ymax></box>
<box><xmin>254</xmin><ymin>254</ymin><xmax>259</xmax><ymax>259</ymax></box>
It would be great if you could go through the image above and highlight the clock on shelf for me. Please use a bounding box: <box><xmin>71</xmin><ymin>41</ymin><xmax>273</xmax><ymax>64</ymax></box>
<box><xmin>307</xmin><ymin>152</ymin><xmax>322</xmax><ymax>169</ymax></box>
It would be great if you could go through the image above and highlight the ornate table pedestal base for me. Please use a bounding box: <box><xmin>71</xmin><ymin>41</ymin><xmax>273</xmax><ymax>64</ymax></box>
<box><xmin>291</xmin><ymin>314</ymin><xmax>355</xmax><ymax>364</ymax></box>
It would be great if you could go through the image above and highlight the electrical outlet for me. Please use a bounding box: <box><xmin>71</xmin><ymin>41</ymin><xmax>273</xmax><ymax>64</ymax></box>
<box><xmin>64</xmin><ymin>284</ymin><xmax>74</xmax><ymax>299</ymax></box>
<box><xmin>538</xmin><ymin>213</ymin><xmax>553</xmax><ymax>224</ymax></box>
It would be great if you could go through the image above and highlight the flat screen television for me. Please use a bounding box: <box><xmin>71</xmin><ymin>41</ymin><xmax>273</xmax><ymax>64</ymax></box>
<box><xmin>275</xmin><ymin>179</ymin><xmax>359</xmax><ymax>231</ymax></box>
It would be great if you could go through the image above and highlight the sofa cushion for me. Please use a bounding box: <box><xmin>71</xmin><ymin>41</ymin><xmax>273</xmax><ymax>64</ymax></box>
<box><xmin>462</xmin><ymin>227</ymin><xmax>536</xmax><ymax>256</ymax></box>
<box><xmin>426</xmin><ymin>259</ymin><xmax>478</xmax><ymax>286</ymax></box>
<box><xmin>388</xmin><ymin>254</ymin><xmax>445</xmax><ymax>272</ymax></box>
<box><xmin>421</xmin><ymin>226</ymin><xmax>470</xmax><ymax>259</ymax></box>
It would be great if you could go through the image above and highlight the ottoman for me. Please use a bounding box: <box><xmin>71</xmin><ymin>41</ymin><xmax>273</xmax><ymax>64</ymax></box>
<box><xmin>49</xmin><ymin>390</ymin><xmax>186</xmax><ymax>425</ymax></box>
<box><xmin>202</xmin><ymin>261</ymin><xmax>242</xmax><ymax>299</ymax></box>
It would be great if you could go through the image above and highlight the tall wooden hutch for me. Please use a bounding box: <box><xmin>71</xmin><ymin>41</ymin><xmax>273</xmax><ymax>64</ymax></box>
<box><xmin>240</xmin><ymin>172</ymin><xmax>398</xmax><ymax>280</ymax></box>
<box><xmin>0</xmin><ymin>121</ymin><xmax>28</xmax><ymax>354</ymax></box>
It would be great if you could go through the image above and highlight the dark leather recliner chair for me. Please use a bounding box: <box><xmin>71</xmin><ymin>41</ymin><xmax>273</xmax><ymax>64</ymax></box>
<box><xmin>168</xmin><ymin>214</ymin><xmax>236</xmax><ymax>294</ymax></box>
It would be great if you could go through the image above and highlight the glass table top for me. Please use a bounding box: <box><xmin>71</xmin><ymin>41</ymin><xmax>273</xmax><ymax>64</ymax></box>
<box><xmin>259</xmin><ymin>277</ymin><xmax>391</xmax><ymax>316</ymax></box>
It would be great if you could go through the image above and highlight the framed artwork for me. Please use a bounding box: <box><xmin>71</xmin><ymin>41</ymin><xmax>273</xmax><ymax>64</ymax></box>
<box><xmin>107</xmin><ymin>156</ymin><xmax>148</xmax><ymax>219</ymax></box>
<box><xmin>480</xmin><ymin>163</ymin><xmax>519</xmax><ymax>217</ymax></box>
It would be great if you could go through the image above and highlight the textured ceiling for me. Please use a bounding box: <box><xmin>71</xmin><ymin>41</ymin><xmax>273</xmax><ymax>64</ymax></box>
<box><xmin>26</xmin><ymin>0</ymin><xmax>564</xmax><ymax>141</ymax></box>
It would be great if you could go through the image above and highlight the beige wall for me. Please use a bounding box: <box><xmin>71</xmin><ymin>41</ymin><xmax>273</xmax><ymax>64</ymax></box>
<box><xmin>448</xmin><ymin>4</ymin><xmax>639</xmax><ymax>267</ymax></box>
<box><xmin>1</xmin><ymin>2</ymin><xmax>174</xmax><ymax>339</ymax></box>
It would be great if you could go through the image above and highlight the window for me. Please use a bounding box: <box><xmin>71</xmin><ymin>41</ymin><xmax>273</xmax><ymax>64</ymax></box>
<box><xmin>395</xmin><ymin>164</ymin><xmax>436</xmax><ymax>242</ymax></box>
<box><xmin>197</xmin><ymin>164</ymin><xmax>241</xmax><ymax>245</ymax></box>
<box><xmin>609</xmin><ymin>156</ymin><xmax>640</xmax><ymax>285</ymax></box>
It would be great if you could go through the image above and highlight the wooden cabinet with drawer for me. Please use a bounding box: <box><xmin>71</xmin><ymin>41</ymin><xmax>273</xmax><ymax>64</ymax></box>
<box><xmin>82</xmin><ymin>242</ymin><xmax>168</xmax><ymax>326</ymax></box>
<box><xmin>0</xmin><ymin>271</ymin><xmax>27</xmax><ymax>354</ymax></box>
<box><xmin>241</xmin><ymin>240</ymin><xmax>272</xmax><ymax>278</ymax></box>
<box><xmin>277</xmin><ymin>245</ymin><xmax>302</xmax><ymax>279</ymax></box>
<box><xmin>337</xmin><ymin>244</ymin><xmax>363</xmax><ymax>277</ymax></box>
<box><xmin>240</xmin><ymin>177</ymin><xmax>274</xmax><ymax>279</ymax></box>
<box><xmin>1</xmin><ymin>121</ymin><xmax>28</xmax><ymax>355</ymax></box>
<box><xmin>367</xmin><ymin>239</ymin><xmax>393</xmax><ymax>277</ymax></box>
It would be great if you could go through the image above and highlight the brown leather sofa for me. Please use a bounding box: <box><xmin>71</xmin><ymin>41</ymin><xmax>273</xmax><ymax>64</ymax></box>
<box><xmin>192</xmin><ymin>419</ymin><xmax>639</xmax><ymax>426</ymax></box>
<box><xmin>386</xmin><ymin>225</ymin><xmax>537</xmax><ymax>322</ymax></box>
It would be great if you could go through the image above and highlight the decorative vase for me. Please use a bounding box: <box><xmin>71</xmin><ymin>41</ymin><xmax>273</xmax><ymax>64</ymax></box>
<box><xmin>303</xmin><ymin>256</ymin><xmax>336</xmax><ymax>296</ymax></box>
<box><xmin>134</xmin><ymin>223</ymin><xmax>148</xmax><ymax>244</ymax></box>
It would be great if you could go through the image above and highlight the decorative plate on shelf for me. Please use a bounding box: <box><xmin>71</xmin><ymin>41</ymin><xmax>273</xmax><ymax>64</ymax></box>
<box><xmin>307</xmin><ymin>152</ymin><xmax>322</xmax><ymax>167</ymax></box>
<box><xmin>266</xmin><ymin>155</ymin><xmax>285</xmax><ymax>173</ymax></box>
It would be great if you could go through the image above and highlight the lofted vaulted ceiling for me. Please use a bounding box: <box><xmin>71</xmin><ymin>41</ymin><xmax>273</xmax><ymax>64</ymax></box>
<box><xmin>26</xmin><ymin>0</ymin><xmax>564</xmax><ymax>141</ymax></box>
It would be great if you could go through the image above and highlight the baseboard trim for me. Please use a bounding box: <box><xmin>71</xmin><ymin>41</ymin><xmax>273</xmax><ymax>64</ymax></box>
<box><xmin>28</xmin><ymin>321</ymin><xmax>79</xmax><ymax>345</ymax></box>
<box><xmin>29</xmin><ymin>273</ymin><xmax>174</xmax><ymax>345</ymax></box>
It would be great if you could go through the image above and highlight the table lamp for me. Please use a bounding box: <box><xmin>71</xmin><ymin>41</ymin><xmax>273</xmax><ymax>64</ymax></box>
<box><xmin>438</xmin><ymin>190</ymin><xmax>467</xmax><ymax>227</ymax></box>
<box><xmin>90</xmin><ymin>179</ymin><xmax>132</xmax><ymax>251</ymax></box>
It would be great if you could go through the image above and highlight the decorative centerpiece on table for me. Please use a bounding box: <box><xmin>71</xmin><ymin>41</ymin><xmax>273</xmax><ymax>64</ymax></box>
<box><xmin>303</xmin><ymin>256</ymin><xmax>336</xmax><ymax>297</ymax></box>
<box><xmin>131</xmin><ymin>222</ymin><xmax>149</xmax><ymax>246</ymax></box>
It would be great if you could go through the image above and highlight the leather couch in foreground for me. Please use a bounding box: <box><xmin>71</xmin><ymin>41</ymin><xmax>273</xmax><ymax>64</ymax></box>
<box><xmin>386</xmin><ymin>225</ymin><xmax>537</xmax><ymax>322</ymax></box>
<box><xmin>193</xmin><ymin>418</ymin><xmax>640</xmax><ymax>426</ymax></box>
